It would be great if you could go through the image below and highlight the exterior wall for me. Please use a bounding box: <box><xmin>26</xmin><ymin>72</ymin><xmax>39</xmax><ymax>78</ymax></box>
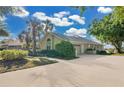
<box><xmin>80</xmin><ymin>44</ymin><xmax>103</xmax><ymax>54</ymax></box>
<box><xmin>52</xmin><ymin>35</ymin><xmax>62</xmax><ymax>49</ymax></box>
<box><xmin>81</xmin><ymin>44</ymin><xmax>87</xmax><ymax>53</ymax></box>
<box><xmin>74</xmin><ymin>45</ymin><xmax>81</xmax><ymax>56</ymax></box>
<box><xmin>40</xmin><ymin>33</ymin><xmax>62</xmax><ymax>50</ymax></box>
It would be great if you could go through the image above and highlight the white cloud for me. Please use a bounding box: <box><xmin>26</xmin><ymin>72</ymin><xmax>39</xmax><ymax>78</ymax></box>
<box><xmin>49</xmin><ymin>17</ymin><xmax>73</xmax><ymax>26</ymax></box>
<box><xmin>64</xmin><ymin>28</ymin><xmax>87</xmax><ymax>37</ymax></box>
<box><xmin>69</xmin><ymin>15</ymin><xmax>85</xmax><ymax>25</ymax></box>
<box><xmin>33</xmin><ymin>12</ymin><xmax>73</xmax><ymax>26</ymax></box>
<box><xmin>33</xmin><ymin>12</ymin><xmax>48</xmax><ymax>21</ymax></box>
<box><xmin>54</xmin><ymin>11</ymin><xmax>70</xmax><ymax>18</ymax></box>
<box><xmin>13</xmin><ymin>7</ymin><xmax>29</xmax><ymax>17</ymax></box>
<box><xmin>97</xmin><ymin>7</ymin><xmax>113</xmax><ymax>14</ymax></box>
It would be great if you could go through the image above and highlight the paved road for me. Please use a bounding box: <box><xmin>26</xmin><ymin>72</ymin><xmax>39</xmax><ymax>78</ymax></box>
<box><xmin>0</xmin><ymin>55</ymin><xmax>124</xmax><ymax>86</ymax></box>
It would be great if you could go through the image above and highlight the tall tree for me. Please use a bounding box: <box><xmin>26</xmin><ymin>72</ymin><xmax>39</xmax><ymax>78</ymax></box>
<box><xmin>18</xmin><ymin>30</ymin><xmax>32</xmax><ymax>49</ymax></box>
<box><xmin>89</xmin><ymin>7</ymin><xmax>124</xmax><ymax>53</ymax></box>
<box><xmin>74</xmin><ymin>6</ymin><xmax>86</xmax><ymax>15</ymax></box>
<box><xmin>0</xmin><ymin>21</ymin><xmax>9</xmax><ymax>37</ymax></box>
<box><xmin>26</xmin><ymin>18</ymin><xmax>41</xmax><ymax>55</ymax></box>
<box><xmin>0</xmin><ymin>7</ymin><xmax>17</xmax><ymax>17</ymax></box>
<box><xmin>74</xmin><ymin>6</ymin><xmax>93</xmax><ymax>16</ymax></box>
<box><xmin>0</xmin><ymin>6</ymin><xmax>23</xmax><ymax>37</ymax></box>
<box><xmin>20</xmin><ymin>18</ymin><xmax>54</xmax><ymax>55</ymax></box>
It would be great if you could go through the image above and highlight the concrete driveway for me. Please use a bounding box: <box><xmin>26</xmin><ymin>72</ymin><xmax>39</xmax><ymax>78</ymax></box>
<box><xmin>0</xmin><ymin>55</ymin><xmax>124</xmax><ymax>87</ymax></box>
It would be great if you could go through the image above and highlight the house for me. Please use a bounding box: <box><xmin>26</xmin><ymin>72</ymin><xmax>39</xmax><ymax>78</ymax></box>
<box><xmin>40</xmin><ymin>32</ymin><xmax>103</xmax><ymax>56</ymax></box>
<box><xmin>0</xmin><ymin>39</ymin><xmax>23</xmax><ymax>49</ymax></box>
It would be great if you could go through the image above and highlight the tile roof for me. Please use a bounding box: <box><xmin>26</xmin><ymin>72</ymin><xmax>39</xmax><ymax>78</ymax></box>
<box><xmin>50</xmin><ymin>32</ymin><xmax>102</xmax><ymax>45</ymax></box>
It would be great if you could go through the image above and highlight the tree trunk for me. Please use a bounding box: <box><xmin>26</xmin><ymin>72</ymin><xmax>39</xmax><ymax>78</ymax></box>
<box><xmin>116</xmin><ymin>47</ymin><xmax>122</xmax><ymax>53</ymax></box>
<box><xmin>113</xmin><ymin>41</ymin><xmax>122</xmax><ymax>53</ymax></box>
<box><xmin>38</xmin><ymin>32</ymin><xmax>41</xmax><ymax>49</ymax></box>
<box><xmin>25</xmin><ymin>32</ymin><xmax>30</xmax><ymax>50</ymax></box>
<box><xmin>32</xmin><ymin>26</ymin><xmax>36</xmax><ymax>55</ymax></box>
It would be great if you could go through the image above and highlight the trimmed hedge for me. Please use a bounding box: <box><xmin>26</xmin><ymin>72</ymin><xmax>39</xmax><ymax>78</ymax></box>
<box><xmin>36</xmin><ymin>50</ymin><xmax>60</xmax><ymax>57</ymax></box>
<box><xmin>55</xmin><ymin>41</ymin><xmax>75</xmax><ymax>59</ymax></box>
<box><xmin>96</xmin><ymin>50</ymin><xmax>109</xmax><ymax>55</ymax></box>
<box><xmin>0</xmin><ymin>50</ymin><xmax>28</xmax><ymax>61</ymax></box>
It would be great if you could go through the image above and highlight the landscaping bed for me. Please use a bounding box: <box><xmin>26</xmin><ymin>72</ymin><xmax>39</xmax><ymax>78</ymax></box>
<box><xmin>0</xmin><ymin>57</ymin><xmax>58</xmax><ymax>74</ymax></box>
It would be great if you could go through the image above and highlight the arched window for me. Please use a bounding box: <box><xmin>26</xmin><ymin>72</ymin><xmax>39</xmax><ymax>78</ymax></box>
<box><xmin>46</xmin><ymin>38</ymin><xmax>51</xmax><ymax>50</ymax></box>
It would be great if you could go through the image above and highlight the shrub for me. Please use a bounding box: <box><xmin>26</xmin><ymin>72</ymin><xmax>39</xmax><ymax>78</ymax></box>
<box><xmin>85</xmin><ymin>48</ymin><xmax>96</xmax><ymax>54</ymax></box>
<box><xmin>86</xmin><ymin>48</ymin><xmax>95</xmax><ymax>51</ymax></box>
<box><xmin>36</xmin><ymin>50</ymin><xmax>60</xmax><ymax>57</ymax></box>
<box><xmin>55</xmin><ymin>41</ymin><xmax>75</xmax><ymax>59</ymax></box>
<box><xmin>0</xmin><ymin>50</ymin><xmax>28</xmax><ymax>61</ymax></box>
<box><xmin>96</xmin><ymin>50</ymin><xmax>109</xmax><ymax>55</ymax></box>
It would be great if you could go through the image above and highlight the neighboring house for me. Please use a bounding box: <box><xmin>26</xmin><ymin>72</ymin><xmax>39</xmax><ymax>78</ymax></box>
<box><xmin>40</xmin><ymin>32</ymin><xmax>103</xmax><ymax>56</ymax></box>
<box><xmin>0</xmin><ymin>39</ymin><xmax>23</xmax><ymax>49</ymax></box>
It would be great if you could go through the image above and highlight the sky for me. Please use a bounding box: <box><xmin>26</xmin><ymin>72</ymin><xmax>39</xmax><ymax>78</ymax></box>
<box><xmin>0</xmin><ymin>6</ymin><xmax>113</xmax><ymax>46</ymax></box>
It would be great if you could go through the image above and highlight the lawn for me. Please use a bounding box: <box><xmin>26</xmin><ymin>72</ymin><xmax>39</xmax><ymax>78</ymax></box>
<box><xmin>112</xmin><ymin>53</ymin><xmax>124</xmax><ymax>56</ymax></box>
<box><xmin>0</xmin><ymin>57</ymin><xmax>58</xmax><ymax>74</ymax></box>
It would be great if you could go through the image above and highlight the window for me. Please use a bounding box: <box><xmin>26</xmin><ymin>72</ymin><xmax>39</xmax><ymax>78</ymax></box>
<box><xmin>46</xmin><ymin>38</ymin><xmax>51</xmax><ymax>50</ymax></box>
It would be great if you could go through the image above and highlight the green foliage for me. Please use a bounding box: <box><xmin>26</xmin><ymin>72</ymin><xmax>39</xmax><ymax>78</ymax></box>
<box><xmin>85</xmin><ymin>48</ymin><xmax>96</xmax><ymax>54</ymax></box>
<box><xmin>55</xmin><ymin>41</ymin><xmax>75</xmax><ymax>59</ymax></box>
<box><xmin>86</xmin><ymin>48</ymin><xmax>95</xmax><ymax>51</ymax></box>
<box><xmin>0</xmin><ymin>21</ymin><xmax>9</xmax><ymax>37</ymax></box>
<box><xmin>36</xmin><ymin>50</ymin><xmax>60</xmax><ymax>57</ymax></box>
<box><xmin>0</xmin><ymin>7</ymin><xmax>23</xmax><ymax>37</ymax></box>
<box><xmin>89</xmin><ymin>6</ymin><xmax>124</xmax><ymax>53</ymax></box>
<box><xmin>0</xmin><ymin>6</ymin><xmax>17</xmax><ymax>17</ymax></box>
<box><xmin>0</xmin><ymin>50</ymin><xmax>28</xmax><ymax>61</ymax></box>
<box><xmin>33</xmin><ymin>41</ymin><xmax>76</xmax><ymax>60</ymax></box>
<box><xmin>74</xmin><ymin>6</ymin><xmax>94</xmax><ymax>16</ymax></box>
<box><xmin>96</xmin><ymin>50</ymin><xmax>110</xmax><ymax>55</ymax></box>
<box><xmin>112</xmin><ymin>6</ymin><xmax>124</xmax><ymax>23</ymax></box>
<box><xmin>112</xmin><ymin>53</ymin><xmax>124</xmax><ymax>56</ymax></box>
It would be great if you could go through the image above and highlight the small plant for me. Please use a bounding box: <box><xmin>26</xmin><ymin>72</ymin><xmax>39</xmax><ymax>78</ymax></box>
<box><xmin>0</xmin><ymin>50</ymin><xmax>28</xmax><ymax>61</ymax></box>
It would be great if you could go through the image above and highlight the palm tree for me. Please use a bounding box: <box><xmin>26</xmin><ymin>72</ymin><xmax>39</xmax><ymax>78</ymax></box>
<box><xmin>0</xmin><ymin>6</ymin><xmax>21</xmax><ymax>37</ymax></box>
<box><xmin>73</xmin><ymin>6</ymin><xmax>94</xmax><ymax>16</ymax></box>
<box><xmin>0</xmin><ymin>21</ymin><xmax>9</xmax><ymax>37</ymax></box>
<box><xmin>26</xmin><ymin>18</ymin><xmax>41</xmax><ymax>55</ymax></box>
<box><xmin>73</xmin><ymin>6</ymin><xmax>86</xmax><ymax>16</ymax></box>
<box><xmin>18</xmin><ymin>29</ymin><xmax>32</xmax><ymax>50</ymax></box>
<box><xmin>43</xmin><ymin>19</ymin><xmax>53</xmax><ymax>33</ymax></box>
<box><xmin>20</xmin><ymin>18</ymin><xmax>54</xmax><ymax>55</ymax></box>
<box><xmin>0</xmin><ymin>6</ymin><xmax>18</xmax><ymax>17</ymax></box>
<box><xmin>36</xmin><ymin>24</ymin><xmax>44</xmax><ymax>48</ymax></box>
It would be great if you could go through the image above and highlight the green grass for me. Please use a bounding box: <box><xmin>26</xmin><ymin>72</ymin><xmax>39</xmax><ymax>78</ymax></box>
<box><xmin>112</xmin><ymin>53</ymin><xmax>124</xmax><ymax>56</ymax></box>
<box><xmin>0</xmin><ymin>57</ymin><xmax>58</xmax><ymax>74</ymax></box>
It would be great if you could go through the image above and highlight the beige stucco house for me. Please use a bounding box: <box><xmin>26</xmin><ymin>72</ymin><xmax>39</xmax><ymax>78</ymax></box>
<box><xmin>40</xmin><ymin>32</ymin><xmax>103</xmax><ymax>56</ymax></box>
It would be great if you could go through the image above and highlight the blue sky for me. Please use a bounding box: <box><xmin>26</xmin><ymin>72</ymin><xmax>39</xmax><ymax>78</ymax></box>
<box><xmin>2</xmin><ymin>6</ymin><xmax>113</xmax><ymax>41</ymax></box>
